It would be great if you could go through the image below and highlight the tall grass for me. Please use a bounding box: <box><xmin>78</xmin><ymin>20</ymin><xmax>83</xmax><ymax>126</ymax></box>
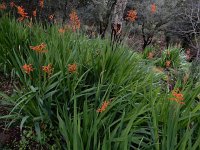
<box><xmin>0</xmin><ymin>16</ymin><xmax>200</xmax><ymax>149</ymax></box>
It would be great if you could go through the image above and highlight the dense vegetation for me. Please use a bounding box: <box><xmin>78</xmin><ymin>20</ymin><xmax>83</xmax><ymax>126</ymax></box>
<box><xmin>0</xmin><ymin>1</ymin><xmax>200</xmax><ymax>149</ymax></box>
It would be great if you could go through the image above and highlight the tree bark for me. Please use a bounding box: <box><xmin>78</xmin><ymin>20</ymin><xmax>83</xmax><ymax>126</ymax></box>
<box><xmin>111</xmin><ymin>0</ymin><xmax>127</xmax><ymax>42</ymax></box>
<box><xmin>112</xmin><ymin>0</ymin><xmax>127</xmax><ymax>27</ymax></box>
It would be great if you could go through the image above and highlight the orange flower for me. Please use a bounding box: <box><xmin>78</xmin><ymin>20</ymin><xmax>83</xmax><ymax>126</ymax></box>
<box><xmin>169</xmin><ymin>89</ymin><xmax>184</xmax><ymax>104</ymax></box>
<box><xmin>42</xmin><ymin>64</ymin><xmax>54</xmax><ymax>75</ymax></box>
<box><xmin>49</xmin><ymin>14</ymin><xmax>54</xmax><ymax>20</ymax></box>
<box><xmin>69</xmin><ymin>10</ymin><xmax>80</xmax><ymax>31</ymax></box>
<box><xmin>165</xmin><ymin>60</ymin><xmax>171</xmax><ymax>68</ymax></box>
<box><xmin>10</xmin><ymin>1</ymin><xmax>15</xmax><ymax>8</ymax></box>
<box><xmin>151</xmin><ymin>3</ymin><xmax>156</xmax><ymax>13</ymax></box>
<box><xmin>58</xmin><ymin>28</ymin><xmax>65</xmax><ymax>33</ymax></box>
<box><xmin>30</xmin><ymin>43</ymin><xmax>48</xmax><ymax>53</ymax></box>
<box><xmin>147</xmin><ymin>52</ymin><xmax>154</xmax><ymax>59</ymax></box>
<box><xmin>97</xmin><ymin>101</ymin><xmax>110</xmax><ymax>113</ymax></box>
<box><xmin>22</xmin><ymin>64</ymin><xmax>34</xmax><ymax>74</ymax></box>
<box><xmin>39</xmin><ymin>0</ymin><xmax>44</xmax><ymax>8</ymax></box>
<box><xmin>16</xmin><ymin>6</ymin><xmax>28</xmax><ymax>21</ymax></box>
<box><xmin>33</xmin><ymin>9</ymin><xmax>37</xmax><ymax>17</ymax></box>
<box><xmin>126</xmin><ymin>10</ymin><xmax>137</xmax><ymax>22</ymax></box>
<box><xmin>0</xmin><ymin>2</ymin><xmax>6</xmax><ymax>10</ymax></box>
<box><xmin>68</xmin><ymin>63</ymin><xmax>77</xmax><ymax>73</ymax></box>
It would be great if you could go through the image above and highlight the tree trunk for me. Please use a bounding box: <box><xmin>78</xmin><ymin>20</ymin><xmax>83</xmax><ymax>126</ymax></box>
<box><xmin>112</xmin><ymin>0</ymin><xmax>127</xmax><ymax>27</ymax></box>
<box><xmin>111</xmin><ymin>0</ymin><xmax>127</xmax><ymax>42</ymax></box>
<box><xmin>142</xmin><ymin>23</ymin><xmax>153</xmax><ymax>50</ymax></box>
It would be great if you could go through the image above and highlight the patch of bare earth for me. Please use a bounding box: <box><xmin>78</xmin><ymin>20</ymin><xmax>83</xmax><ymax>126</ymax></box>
<box><xmin>0</xmin><ymin>72</ymin><xmax>20</xmax><ymax>149</ymax></box>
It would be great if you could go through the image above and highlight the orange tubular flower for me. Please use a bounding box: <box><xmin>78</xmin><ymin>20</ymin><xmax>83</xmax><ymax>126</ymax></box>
<box><xmin>30</xmin><ymin>43</ymin><xmax>48</xmax><ymax>53</ymax></box>
<box><xmin>165</xmin><ymin>60</ymin><xmax>171</xmax><ymax>68</ymax></box>
<box><xmin>39</xmin><ymin>0</ymin><xmax>44</xmax><ymax>8</ymax></box>
<box><xmin>169</xmin><ymin>89</ymin><xmax>184</xmax><ymax>104</ymax></box>
<box><xmin>10</xmin><ymin>1</ymin><xmax>15</xmax><ymax>8</ymax></box>
<box><xmin>126</xmin><ymin>10</ymin><xmax>137</xmax><ymax>22</ymax></box>
<box><xmin>69</xmin><ymin>10</ymin><xmax>80</xmax><ymax>31</ymax></box>
<box><xmin>42</xmin><ymin>64</ymin><xmax>54</xmax><ymax>75</ymax></box>
<box><xmin>151</xmin><ymin>3</ymin><xmax>156</xmax><ymax>14</ymax></box>
<box><xmin>33</xmin><ymin>9</ymin><xmax>37</xmax><ymax>17</ymax></box>
<box><xmin>0</xmin><ymin>2</ymin><xmax>6</xmax><ymax>10</ymax></box>
<box><xmin>58</xmin><ymin>28</ymin><xmax>65</xmax><ymax>33</ymax></box>
<box><xmin>68</xmin><ymin>63</ymin><xmax>77</xmax><ymax>73</ymax></box>
<box><xmin>22</xmin><ymin>64</ymin><xmax>34</xmax><ymax>74</ymax></box>
<box><xmin>16</xmin><ymin>6</ymin><xmax>28</xmax><ymax>21</ymax></box>
<box><xmin>97</xmin><ymin>101</ymin><xmax>110</xmax><ymax>113</ymax></box>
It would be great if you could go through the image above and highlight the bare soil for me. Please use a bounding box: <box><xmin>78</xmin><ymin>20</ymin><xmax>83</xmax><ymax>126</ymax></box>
<box><xmin>0</xmin><ymin>72</ymin><xmax>20</xmax><ymax>149</ymax></box>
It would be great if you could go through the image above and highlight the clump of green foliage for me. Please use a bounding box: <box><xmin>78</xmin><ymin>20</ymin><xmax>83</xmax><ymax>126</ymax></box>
<box><xmin>0</xmin><ymin>16</ymin><xmax>200</xmax><ymax>150</ymax></box>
